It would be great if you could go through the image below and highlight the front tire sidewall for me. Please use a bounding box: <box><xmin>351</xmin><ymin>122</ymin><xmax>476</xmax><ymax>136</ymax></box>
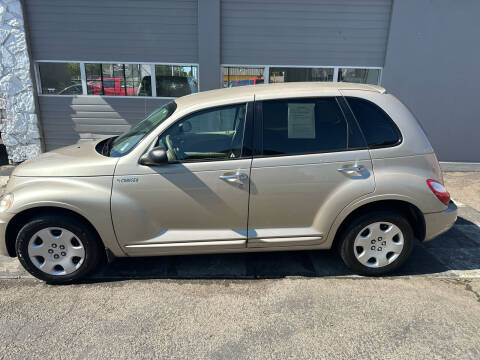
<box><xmin>340</xmin><ymin>212</ymin><xmax>414</xmax><ymax>276</ymax></box>
<box><xmin>16</xmin><ymin>215</ymin><xmax>101</xmax><ymax>284</ymax></box>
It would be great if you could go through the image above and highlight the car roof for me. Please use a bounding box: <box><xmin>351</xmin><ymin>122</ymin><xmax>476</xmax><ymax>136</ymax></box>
<box><xmin>174</xmin><ymin>82</ymin><xmax>386</xmax><ymax>110</ymax></box>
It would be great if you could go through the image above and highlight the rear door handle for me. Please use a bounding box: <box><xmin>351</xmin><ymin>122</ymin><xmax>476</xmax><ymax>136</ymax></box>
<box><xmin>338</xmin><ymin>165</ymin><xmax>363</xmax><ymax>172</ymax></box>
<box><xmin>219</xmin><ymin>173</ymin><xmax>248</xmax><ymax>181</ymax></box>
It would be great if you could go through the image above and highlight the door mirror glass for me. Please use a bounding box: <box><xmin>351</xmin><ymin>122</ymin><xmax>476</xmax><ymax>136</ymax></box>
<box><xmin>139</xmin><ymin>146</ymin><xmax>168</xmax><ymax>166</ymax></box>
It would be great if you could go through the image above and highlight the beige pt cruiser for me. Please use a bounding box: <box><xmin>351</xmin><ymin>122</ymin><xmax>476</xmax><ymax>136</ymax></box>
<box><xmin>0</xmin><ymin>82</ymin><xmax>457</xmax><ymax>283</ymax></box>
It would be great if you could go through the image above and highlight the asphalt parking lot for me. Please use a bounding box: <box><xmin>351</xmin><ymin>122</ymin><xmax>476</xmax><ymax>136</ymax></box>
<box><xmin>0</xmin><ymin>170</ymin><xmax>479</xmax><ymax>359</ymax></box>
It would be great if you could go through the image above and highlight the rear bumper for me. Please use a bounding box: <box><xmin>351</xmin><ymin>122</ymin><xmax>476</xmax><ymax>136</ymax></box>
<box><xmin>424</xmin><ymin>201</ymin><xmax>458</xmax><ymax>241</ymax></box>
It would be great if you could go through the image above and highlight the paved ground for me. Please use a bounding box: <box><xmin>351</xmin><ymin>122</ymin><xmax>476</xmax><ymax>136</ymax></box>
<box><xmin>1</xmin><ymin>277</ymin><xmax>479</xmax><ymax>359</ymax></box>
<box><xmin>444</xmin><ymin>172</ymin><xmax>480</xmax><ymax>210</ymax></box>
<box><xmin>0</xmin><ymin>170</ymin><xmax>479</xmax><ymax>359</ymax></box>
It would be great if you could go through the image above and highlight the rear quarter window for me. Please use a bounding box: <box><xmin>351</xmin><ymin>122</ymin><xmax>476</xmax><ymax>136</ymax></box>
<box><xmin>346</xmin><ymin>97</ymin><xmax>402</xmax><ymax>148</ymax></box>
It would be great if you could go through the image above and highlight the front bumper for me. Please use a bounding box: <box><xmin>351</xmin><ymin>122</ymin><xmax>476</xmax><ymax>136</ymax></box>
<box><xmin>0</xmin><ymin>212</ymin><xmax>15</xmax><ymax>257</ymax></box>
<box><xmin>424</xmin><ymin>200</ymin><xmax>458</xmax><ymax>241</ymax></box>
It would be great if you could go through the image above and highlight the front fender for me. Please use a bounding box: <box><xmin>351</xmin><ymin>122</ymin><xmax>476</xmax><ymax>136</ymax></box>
<box><xmin>4</xmin><ymin>176</ymin><xmax>125</xmax><ymax>257</ymax></box>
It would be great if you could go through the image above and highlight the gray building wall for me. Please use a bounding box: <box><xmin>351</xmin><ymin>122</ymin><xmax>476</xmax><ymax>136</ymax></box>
<box><xmin>17</xmin><ymin>0</ymin><xmax>480</xmax><ymax>162</ymax></box>
<box><xmin>221</xmin><ymin>0</ymin><xmax>392</xmax><ymax>66</ymax></box>
<box><xmin>25</xmin><ymin>0</ymin><xmax>394</xmax><ymax>152</ymax></box>
<box><xmin>382</xmin><ymin>0</ymin><xmax>480</xmax><ymax>162</ymax></box>
<box><xmin>23</xmin><ymin>0</ymin><xmax>198</xmax><ymax>63</ymax></box>
<box><xmin>198</xmin><ymin>0</ymin><xmax>220</xmax><ymax>91</ymax></box>
<box><xmin>38</xmin><ymin>97</ymin><xmax>168</xmax><ymax>151</ymax></box>
<box><xmin>23</xmin><ymin>0</ymin><xmax>198</xmax><ymax>151</ymax></box>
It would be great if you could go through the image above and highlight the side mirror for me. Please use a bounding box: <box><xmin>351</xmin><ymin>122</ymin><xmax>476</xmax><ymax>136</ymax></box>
<box><xmin>139</xmin><ymin>146</ymin><xmax>168</xmax><ymax>166</ymax></box>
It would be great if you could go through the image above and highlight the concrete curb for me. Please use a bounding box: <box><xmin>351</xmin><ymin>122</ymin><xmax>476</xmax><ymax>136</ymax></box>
<box><xmin>440</xmin><ymin>162</ymin><xmax>480</xmax><ymax>172</ymax></box>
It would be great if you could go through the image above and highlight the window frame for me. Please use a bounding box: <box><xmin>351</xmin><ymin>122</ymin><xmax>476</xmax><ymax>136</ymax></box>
<box><xmin>269</xmin><ymin>66</ymin><xmax>335</xmax><ymax>83</ymax></box>
<box><xmin>337</xmin><ymin>67</ymin><xmax>382</xmax><ymax>85</ymax></box>
<box><xmin>151</xmin><ymin>101</ymin><xmax>254</xmax><ymax>164</ymax></box>
<box><xmin>253</xmin><ymin>96</ymin><xmax>369</xmax><ymax>158</ymax></box>
<box><xmin>220</xmin><ymin>64</ymin><xmax>383</xmax><ymax>87</ymax></box>
<box><xmin>343</xmin><ymin>96</ymin><xmax>403</xmax><ymax>150</ymax></box>
<box><xmin>34</xmin><ymin>60</ymin><xmax>200</xmax><ymax>99</ymax></box>
<box><xmin>36</xmin><ymin>62</ymin><xmax>83</xmax><ymax>96</ymax></box>
<box><xmin>221</xmin><ymin>65</ymin><xmax>266</xmax><ymax>88</ymax></box>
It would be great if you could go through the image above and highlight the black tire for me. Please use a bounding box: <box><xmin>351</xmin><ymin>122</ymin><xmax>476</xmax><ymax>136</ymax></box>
<box><xmin>338</xmin><ymin>210</ymin><xmax>414</xmax><ymax>276</ymax></box>
<box><xmin>16</xmin><ymin>214</ymin><xmax>103</xmax><ymax>284</ymax></box>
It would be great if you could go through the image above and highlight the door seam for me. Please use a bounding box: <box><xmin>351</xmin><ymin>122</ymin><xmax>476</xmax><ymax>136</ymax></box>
<box><xmin>109</xmin><ymin>159</ymin><xmax>128</xmax><ymax>256</ymax></box>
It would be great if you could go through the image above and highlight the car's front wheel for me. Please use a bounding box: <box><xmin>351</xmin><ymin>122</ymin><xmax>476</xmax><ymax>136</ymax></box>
<box><xmin>16</xmin><ymin>214</ymin><xmax>103</xmax><ymax>284</ymax></box>
<box><xmin>339</xmin><ymin>210</ymin><xmax>414</xmax><ymax>276</ymax></box>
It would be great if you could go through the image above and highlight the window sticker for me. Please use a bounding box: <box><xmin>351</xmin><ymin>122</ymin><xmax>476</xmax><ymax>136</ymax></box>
<box><xmin>287</xmin><ymin>103</ymin><xmax>316</xmax><ymax>139</ymax></box>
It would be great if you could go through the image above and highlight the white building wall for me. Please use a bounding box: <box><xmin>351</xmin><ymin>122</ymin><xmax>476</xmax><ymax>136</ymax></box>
<box><xmin>0</xmin><ymin>0</ymin><xmax>40</xmax><ymax>162</ymax></box>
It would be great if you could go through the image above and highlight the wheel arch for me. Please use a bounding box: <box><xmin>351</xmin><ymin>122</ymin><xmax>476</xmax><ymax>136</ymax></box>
<box><xmin>5</xmin><ymin>206</ymin><xmax>105</xmax><ymax>257</ymax></box>
<box><xmin>330</xmin><ymin>199</ymin><xmax>426</xmax><ymax>250</ymax></box>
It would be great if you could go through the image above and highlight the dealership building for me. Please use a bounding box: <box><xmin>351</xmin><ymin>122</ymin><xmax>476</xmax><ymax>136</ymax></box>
<box><xmin>0</xmin><ymin>0</ymin><xmax>478</xmax><ymax>164</ymax></box>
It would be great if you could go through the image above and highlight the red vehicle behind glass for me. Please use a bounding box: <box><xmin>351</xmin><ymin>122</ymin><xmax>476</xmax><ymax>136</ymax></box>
<box><xmin>87</xmin><ymin>77</ymin><xmax>138</xmax><ymax>96</ymax></box>
<box><xmin>229</xmin><ymin>78</ymin><xmax>264</xmax><ymax>87</ymax></box>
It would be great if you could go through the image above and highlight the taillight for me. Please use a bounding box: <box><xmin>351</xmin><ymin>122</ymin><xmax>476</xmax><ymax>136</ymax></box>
<box><xmin>426</xmin><ymin>179</ymin><xmax>450</xmax><ymax>205</ymax></box>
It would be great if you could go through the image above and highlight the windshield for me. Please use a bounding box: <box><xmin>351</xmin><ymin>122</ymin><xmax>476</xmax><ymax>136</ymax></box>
<box><xmin>108</xmin><ymin>101</ymin><xmax>177</xmax><ymax>157</ymax></box>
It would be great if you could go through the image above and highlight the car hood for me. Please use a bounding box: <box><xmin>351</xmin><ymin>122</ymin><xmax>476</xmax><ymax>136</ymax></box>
<box><xmin>13</xmin><ymin>140</ymin><xmax>119</xmax><ymax>177</ymax></box>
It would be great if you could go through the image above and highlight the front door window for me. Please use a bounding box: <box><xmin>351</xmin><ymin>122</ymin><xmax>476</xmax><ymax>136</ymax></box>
<box><xmin>158</xmin><ymin>103</ymin><xmax>247</xmax><ymax>162</ymax></box>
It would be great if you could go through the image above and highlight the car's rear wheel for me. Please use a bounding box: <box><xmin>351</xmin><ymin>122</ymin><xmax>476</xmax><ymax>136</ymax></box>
<box><xmin>16</xmin><ymin>215</ymin><xmax>103</xmax><ymax>284</ymax></box>
<box><xmin>339</xmin><ymin>210</ymin><xmax>414</xmax><ymax>276</ymax></box>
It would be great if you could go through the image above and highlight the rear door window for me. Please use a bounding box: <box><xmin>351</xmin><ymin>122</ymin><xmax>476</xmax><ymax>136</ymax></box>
<box><xmin>261</xmin><ymin>97</ymin><xmax>363</xmax><ymax>156</ymax></box>
<box><xmin>346</xmin><ymin>97</ymin><xmax>402</xmax><ymax>148</ymax></box>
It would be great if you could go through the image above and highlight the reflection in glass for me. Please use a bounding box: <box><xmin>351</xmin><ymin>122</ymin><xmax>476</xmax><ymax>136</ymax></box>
<box><xmin>85</xmin><ymin>63</ymin><xmax>151</xmax><ymax>96</ymax></box>
<box><xmin>137</xmin><ymin>65</ymin><xmax>198</xmax><ymax>97</ymax></box>
<box><xmin>108</xmin><ymin>102</ymin><xmax>177</xmax><ymax>157</ymax></box>
<box><xmin>222</xmin><ymin>67</ymin><xmax>264</xmax><ymax>88</ymax></box>
<box><xmin>38</xmin><ymin>63</ymin><xmax>82</xmax><ymax>95</ymax></box>
<box><xmin>269</xmin><ymin>67</ymin><xmax>334</xmax><ymax>83</ymax></box>
<box><xmin>338</xmin><ymin>68</ymin><xmax>380</xmax><ymax>85</ymax></box>
<box><xmin>158</xmin><ymin>103</ymin><xmax>246</xmax><ymax>161</ymax></box>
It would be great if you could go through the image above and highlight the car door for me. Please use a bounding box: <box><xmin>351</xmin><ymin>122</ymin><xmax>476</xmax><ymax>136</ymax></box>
<box><xmin>247</xmin><ymin>96</ymin><xmax>375</xmax><ymax>248</ymax></box>
<box><xmin>111</xmin><ymin>102</ymin><xmax>253</xmax><ymax>256</ymax></box>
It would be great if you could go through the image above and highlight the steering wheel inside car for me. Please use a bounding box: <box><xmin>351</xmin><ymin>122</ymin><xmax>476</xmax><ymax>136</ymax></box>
<box><xmin>165</xmin><ymin>134</ymin><xmax>186</xmax><ymax>161</ymax></box>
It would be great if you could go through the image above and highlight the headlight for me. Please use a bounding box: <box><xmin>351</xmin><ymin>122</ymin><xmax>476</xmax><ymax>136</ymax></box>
<box><xmin>0</xmin><ymin>194</ymin><xmax>13</xmax><ymax>212</ymax></box>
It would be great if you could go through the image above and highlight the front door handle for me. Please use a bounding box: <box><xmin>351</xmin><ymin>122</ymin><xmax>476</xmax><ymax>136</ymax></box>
<box><xmin>338</xmin><ymin>165</ymin><xmax>363</xmax><ymax>172</ymax></box>
<box><xmin>219</xmin><ymin>172</ymin><xmax>248</xmax><ymax>181</ymax></box>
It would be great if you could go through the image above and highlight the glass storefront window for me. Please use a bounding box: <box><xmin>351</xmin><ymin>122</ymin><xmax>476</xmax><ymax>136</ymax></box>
<box><xmin>269</xmin><ymin>67</ymin><xmax>334</xmax><ymax>83</ymax></box>
<box><xmin>37</xmin><ymin>62</ymin><xmax>199</xmax><ymax>97</ymax></box>
<box><xmin>222</xmin><ymin>67</ymin><xmax>265</xmax><ymax>88</ymax></box>
<box><xmin>38</xmin><ymin>63</ymin><xmax>82</xmax><ymax>95</ymax></box>
<box><xmin>85</xmin><ymin>63</ymin><xmax>151</xmax><ymax>96</ymax></box>
<box><xmin>151</xmin><ymin>65</ymin><xmax>198</xmax><ymax>97</ymax></box>
<box><xmin>38</xmin><ymin>63</ymin><xmax>383</xmax><ymax>97</ymax></box>
<box><xmin>338</xmin><ymin>68</ymin><xmax>381</xmax><ymax>85</ymax></box>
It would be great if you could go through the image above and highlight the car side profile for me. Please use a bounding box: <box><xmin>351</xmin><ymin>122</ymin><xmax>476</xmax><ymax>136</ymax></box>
<box><xmin>0</xmin><ymin>82</ymin><xmax>457</xmax><ymax>283</ymax></box>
